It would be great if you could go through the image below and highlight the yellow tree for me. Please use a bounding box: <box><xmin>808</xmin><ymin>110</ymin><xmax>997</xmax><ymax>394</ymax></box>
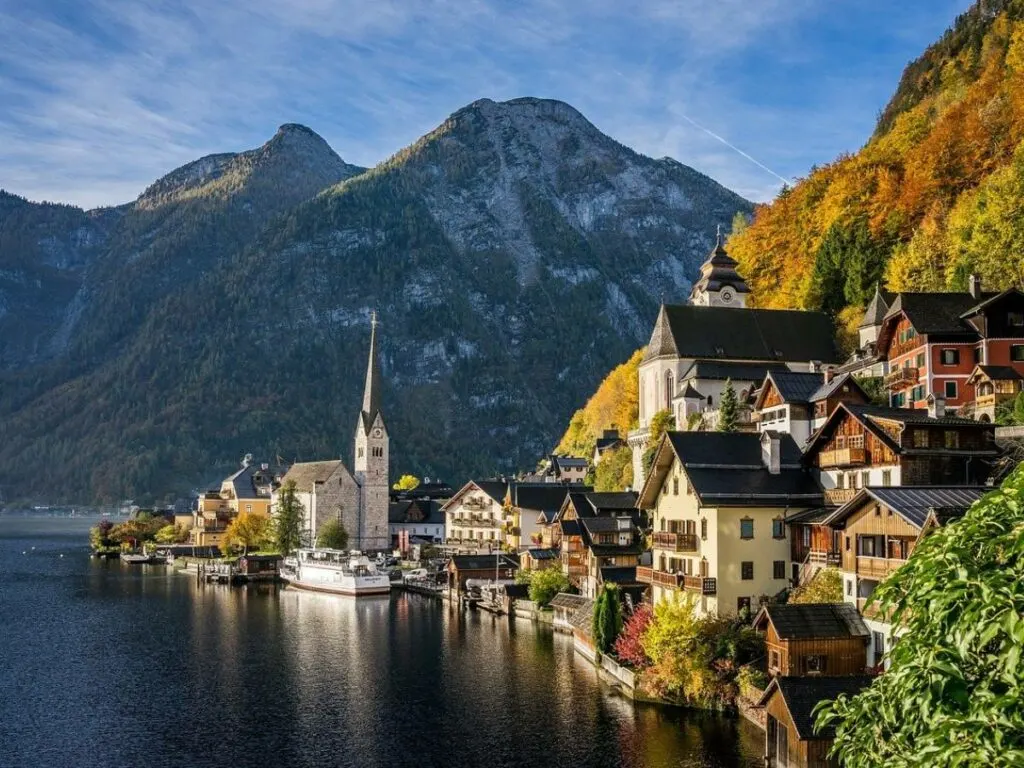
<box><xmin>392</xmin><ymin>474</ymin><xmax>421</xmax><ymax>491</ymax></box>
<box><xmin>221</xmin><ymin>512</ymin><xmax>272</xmax><ymax>555</ymax></box>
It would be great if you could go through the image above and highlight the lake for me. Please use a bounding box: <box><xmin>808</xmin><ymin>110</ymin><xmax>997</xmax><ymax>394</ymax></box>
<box><xmin>0</xmin><ymin>516</ymin><xmax>763</xmax><ymax>768</ymax></box>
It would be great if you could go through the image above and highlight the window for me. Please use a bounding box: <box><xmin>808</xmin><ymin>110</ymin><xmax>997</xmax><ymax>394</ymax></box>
<box><xmin>1010</xmin><ymin>312</ymin><xmax>1024</xmax><ymax>327</ymax></box>
<box><xmin>770</xmin><ymin>650</ymin><xmax>780</xmax><ymax>670</ymax></box>
<box><xmin>912</xmin><ymin>429</ymin><xmax>929</xmax><ymax>448</ymax></box>
<box><xmin>974</xmin><ymin>347</ymin><xmax>982</xmax><ymax>364</ymax></box>
<box><xmin>741</xmin><ymin>561</ymin><xmax>754</xmax><ymax>580</ymax></box>
<box><xmin>845</xmin><ymin>535</ymin><xmax>851</xmax><ymax>551</ymax></box>
<box><xmin>804</xmin><ymin>655</ymin><xmax>827</xmax><ymax>674</ymax></box>
<box><xmin>245</xmin><ymin>504</ymin><xmax>252</xmax><ymax>513</ymax></box>
<box><xmin>772</xmin><ymin>518</ymin><xmax>785</xmax><ymax>539</ymax></box>
<box><xmin>740</xmin><ymin>518</ymin><xmax>754</xmax><ymax>539</ymax></box>
<box><xmin>945</xmin><ymin>381</ymin><xmax>958</xmax><ymax>399</ymax></box>
<box><xmin>941</xmin><ymin>349</ymin><xmax>960</xmax><ymax>366</ymax></box>
<box><xmin>358</xmin><ymin>447</ymin><xmax>364</xmax><ymax>458</ymax></box>
<box><xmin>861</xmin><ymin>471</ymin><xmax>870</xmax><ymax>488</ymax></box>
<box><xmin>915</xmin><ymin>352</ymin><xmax>925</xmax><ymax>368</ymax></box>
<box><xmin>882</xmin><ymin>470</ymin><xmax>892</xmax><ymax>487</ymax></box>
<box><xmin>872</xmin><ymin>631</ymin><xmax>886</xmax><ymax>668</ymax></box>
<box><xmin>944</xmin><ymin>431</ymin><xmax>960</xmax><ymax>449</ymax></box>
<box><xmin>773</xmin><ymin>560</ymin><xmax>786</xmax><ymax>579</ymax></box>
<box><xmin>1013</xmin><ymin>345</ymin><xmax>1024</xmax><ymax>362</ymax></box>
<box><xmin>846</xmin><ymin>578</ymin><xmax>853</xmax><ymax>596</ymax></box>
<box><xmin>802</xmin><ymin>526</ymin><xmax>811</xmax><ymax>547</ymax></box>
<box><xmin>700</xmin><ymin>518</ymin><xmax>707</xmax><ymax>540</ymax></box>
<box><xmin>672</xmin><ymin>477</ymin><xmax>679</xmax><ymax>496</ymax></box>
<box><xmin>737</xmin><ymin>597</ymin><xmax>752</xmax><ymax>614</ymax></box>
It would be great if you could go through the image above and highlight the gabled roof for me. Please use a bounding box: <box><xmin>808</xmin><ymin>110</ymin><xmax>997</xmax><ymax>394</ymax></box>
<box><xmin>449</xmin><ymin>554</ymin><xmax>519</xmax><ymax>571</ymax></box>
<box><xmin>824</xmin><ymin>486</ymin><xmax>988</xmax><ymax>529</ymax></box>
<box><xmin>958</xmin><ymin>287</ymin><xmax>1024</xmax><ymax>318</ymax></box>
<box><xmin>280</xmin><ymin>460</ymin><xmax>344</xmax><ymax>494</ymax></box>
<box><xmin>880</xmin><ymin>291</ymin><xmax>993</xmax><ymax>342</ymax></box>
<box><xmin>569</xmin><ymin>599</ymin><xmax>595</xmax><ymax>632</ymax></box>
<box><xmin>511</xmin><ymin>483</ymin><xmax>582</xmax><ymax>512</ymax></box>
<box><xmin>758</xmin><ymin>676</ymin><xmax>875</xmax><ymax>740</ymax></box>
<box><xmin>859</xmin><ymin>285</ymin><xmax>893</xmax><ymax>328</ymax></box>
<box><xmin>549</xmin><ymin>593</ymin><xmax>588</xmax><ymax>611</ymax></box>
<box><xmin>551</xmin><ymin>455</ymin><xmax>589</xmax><ymax>470</ymax></box>
<box><xmin>784</xmin><ymin>507</ymin><xmax>831</xmax><ymax>524</ymax></box>
<box><xmin>525</xmin><ymin>548</ymin><xmax>559</xmax><ymax>560</ymax></box>
<box><xmin>754</xmin><ymin>603</ymin><xmax>869</xmax><ymax>640</ymax></box>
<box><xmin>967</xmin><ymin>365</ymin><xmax>1024</xmax><ymax>384</ymax></box>
<box><xmin>755</xmin><ymin>370</ymin><xmax>824</xmax><ymax>409</ymax></box>
<box><xmin>808</xmin><ymin>372</ymin><xmax>867</xmax><ymax>404</ymax></box>
<box><xmin>560</xmin><ymin>519</ymin><xmax>581</xmax><ymax>536</ymax></box>
<box><xmin>440</xmin><ymin>479</ymin><xmax>508</xmax><ymax>511</ymax></box>
<box><xmin>389</xmin><ymin>499</ymin><xmax>444</xmax><ymax>525</ymax></box>
<box><xmin>643</xmin><ymin>304</ymin><xmax>840</xmax><ymax>364</ymax></box>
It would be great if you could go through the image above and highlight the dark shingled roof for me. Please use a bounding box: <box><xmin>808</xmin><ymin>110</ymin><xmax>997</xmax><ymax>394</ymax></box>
<box><xmin>859</xmin><ymin>285</ymin><xmax>893</xmax><ymax>328</ymax></box>
<box><xmin>512</xmin><ymin>483</ymin><xmax>582</xmax><ymax>512</ymax></box>
<box><xmin>476</xmin><ymin>480</ymin><xmax>510</xmax><ymax>503</ymax></box>
<box><xmin>764</xmin><ymin>370</ymin><xmax>825</xmax><ymax>404</ymax></box>
<box><xmin>808</xmin><ymin>372</ymin><xmax>865</xmax><ymax>403</ymax></box>
<box><xmin>827</xmin><ymin>486</ymin><xmax>988</xmax><ymax>529</ymax></box>
<box><xmin>569</xmin><ymin>599</ymin><xmax>595</xmax><ymax>632</ymax></box>
<box><xmin>666</xmin><ymin>431</ymin><xmax>804</xmax><ymax>467</ymax></box>
<box><xmin>882</xmin><ymin>292</ymin><xmax>990</xmax><ymax>336</ymax></box>
<box><xmin>502</xmin><ymin>583</ymin><xmax>531</xmax><ymax>599</ymax></box>
<box><xmin>680</xmin><ymin>360</ymin><xmax>789</xmax><ymax>385</ymax></box>
<box><xmin>449</xmin><ymin>554</ymin><xmax>519</xmax><ymax>571</ymax></box>
<box><xmin>754</xmin><ymin>603</ymin><xmax>869</xmax><ymax>640</ymax></box>
<box><xmin>785</xmin><ymin>507</ymin><xmax>832</xmax><ymax>524</ymax></box>
<box><xmin>526</xmin><ymin>548</ymin><xmax>559</xmax><ymax>560</ymax></box>
<box><xmin>549</xmin><ymin>593</ymin><xmax>588</xmax><ymax>611</ymax></box>
<box><xmin>560</xmin><ymin>519</ymin><xmax>581</xmax><ymax>536</ymax></box>
<box><xmin>281</xmin><ymin>461</ymin><xmax>344</xmax><ymax>493</ymax></box>
<box><xmin>759</xmin><ymin>677</ymin><xmax>875</xmax><ymax>740</ymax></box>
<box><xmin>552</xmin><ymin>455</ymin><xmax>589</xmax><ymax>469</ymax></box>
<box><xmin>972</xmin><ymin>365</ymin><xmax>1024</xmax><ymax>381</ymax></box>
<box><xmin>644</xmin><ymin>304</ymin><xmax>840</xmax><ymax>364</ymax></box>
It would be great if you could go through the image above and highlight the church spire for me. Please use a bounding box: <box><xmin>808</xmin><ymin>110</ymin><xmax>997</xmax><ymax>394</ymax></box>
<box><xmin>361</xmin><ymin>311</ymin><xmax>382</xmax><ymax>428</ymax></box>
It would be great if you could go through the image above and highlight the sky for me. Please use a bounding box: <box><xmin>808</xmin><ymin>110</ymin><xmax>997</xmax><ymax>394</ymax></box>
<box><xmin>0</xmin><ymin>0</ymin><xmax>971</xmax><ymax>209</ymax></box>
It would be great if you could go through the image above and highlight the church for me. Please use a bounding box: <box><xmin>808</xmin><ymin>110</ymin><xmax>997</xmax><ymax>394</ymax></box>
<box><xmin>628</xmin><ymin>232</ymin><xmax>841</xmax><ymax>485</ymax></box>
<box><xmin>278</xmin><ymin>312</ymin><xmax>391</xmax><ymax>551</ymax></box>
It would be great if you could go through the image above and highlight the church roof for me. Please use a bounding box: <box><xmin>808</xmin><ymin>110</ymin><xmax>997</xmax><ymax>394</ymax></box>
<box><xmin>643</xmin><ymin>304</ymin><xmax>839</xmax><ymax>364</ymax></box>
<box><xmin>688</xmin><ymin>232</ymin><xmax>751</xmax><ymax>300</ymax></box>
<box><xmin>281</xmin><ymin>460</ymin><xmax>345</xmax><ymax>493</ymax></box>
<box><xmin>858</xmin><ymin>285</ymin><xmax>893</xmax><ymax>328</ymax></box>
<box><xmin>359</xmin><ymin>311</ymin><xmax>384</xmax><ymax>432</ymax></box>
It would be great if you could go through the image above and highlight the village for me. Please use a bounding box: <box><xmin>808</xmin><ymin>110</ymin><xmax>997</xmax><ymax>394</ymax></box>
<box><xmin>91</xmin><ymin>233</ymin><xmax>1024</xmax><ymax>768</ymax></box>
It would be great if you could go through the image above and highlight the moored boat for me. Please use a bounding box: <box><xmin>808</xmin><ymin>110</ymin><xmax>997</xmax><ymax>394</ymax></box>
<box><xmin>281</xmin><ymin>549</ymin><xmax>392</xmax><ymax>596</ymax></box>
<box><xmin>120</xmin><ymin>551</ymin><xmax>165</xmax><ymax>565</ymax></box>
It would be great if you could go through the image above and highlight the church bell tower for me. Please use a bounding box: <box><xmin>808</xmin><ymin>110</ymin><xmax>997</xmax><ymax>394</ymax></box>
<box><xmin>689</xmin><ymin>226</ymin><xmax>751</xmax><ymax>308</ymax></box>
<box><xmin>353</xmin><ymin>311</ymin><xmax>390</xmax><ymax>550</ymax></box>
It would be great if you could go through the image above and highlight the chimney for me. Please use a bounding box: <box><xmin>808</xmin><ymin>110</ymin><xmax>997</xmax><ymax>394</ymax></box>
<box><xmin>969</xmin><ymin>274</ymin><xmax>982</xmax><ymax>299</ymax></box>
<box><xmin>927</xmin><ymin>393</ymin><xmax>946</xmax><ymax>419</ymax></box>
<box><xmin>824</xmin><ymin>367</ymin><xmax>834</xmax><ymax>384</ymax></box>
<box><xmin>761</xmin><ymin>432</ymin><xmax>781</xmax><ymax>475</ymax></box>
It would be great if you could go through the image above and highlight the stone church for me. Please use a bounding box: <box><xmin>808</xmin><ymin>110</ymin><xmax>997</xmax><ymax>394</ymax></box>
<box><xmin>278</xmin><ymin>313</ymin><xmax>391</xmax><ymax>551</ymax></box>
<box><xmin>628</xmin><ymin>232</ymin><xmax>841</xmax><ymax>486</ymax></box>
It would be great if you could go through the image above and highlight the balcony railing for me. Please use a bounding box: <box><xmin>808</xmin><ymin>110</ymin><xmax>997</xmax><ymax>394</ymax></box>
<box><xmin>884</xmin><ymin>367</ymin><xmax>919</xmax><ymax>389</ymax></box>
<box><xmin>808</xmin><ymin>550</ymin><xmax>842</xmax><ymax>566</ymax></box>
<box><xmin>636</xmin><ymin>566</ymin><xmax>653</xmax><ymax>584</ymax></box>
<box><xmin>857</xmin><ymin>555</ymin><xmax>905</xmax><ymax>580</ymax></box>
<box><xmin>819</xmin><ymin>447</ymin><xmax>866</xmax><ymax>468</ymax></box>
<box><xmin>824</xmin><ymin>488</ymin><xmax>858</xmax><ymax>505</ymax></box>
<box><xmin>653</xmin><ymin>531</ymin><xmax>699</xmax><ymax>552</ymax></box>
<box><xmin>682</xmin><ymin>575</ymin><xmax>717</xmax><ymax>595</ymax></box>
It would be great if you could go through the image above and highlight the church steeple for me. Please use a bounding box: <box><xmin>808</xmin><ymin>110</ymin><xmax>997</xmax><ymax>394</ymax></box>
<box><xmin>360</xmin><ymin>311</ymin><xmax>382</xmax><ymax>431</ymax></box>
<box><xmin>689</xmin><ymin>226</ymin><xmax>751</xmax><ymax>307</ymax></box>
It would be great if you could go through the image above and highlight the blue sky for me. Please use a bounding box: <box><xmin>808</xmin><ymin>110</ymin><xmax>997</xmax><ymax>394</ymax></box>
<box><xmin>0</xmin><ymin>0</ymin><xmax>969</xmax><ymax>209</ymax></box>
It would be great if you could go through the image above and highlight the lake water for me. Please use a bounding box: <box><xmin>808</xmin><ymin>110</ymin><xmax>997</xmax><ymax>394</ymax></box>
<box><xmin>0</xmin><ymin>517</ymin><xmax>763</xmax><ymax>768</ymax></box>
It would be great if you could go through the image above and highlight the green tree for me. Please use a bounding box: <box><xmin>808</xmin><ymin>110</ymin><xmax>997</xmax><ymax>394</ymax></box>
<box><xmin>717</xmin><ymin>379</ymin><xmax>739</xmax><ymax>432</ymax></box>
<box><xmin>642</xmin><ymin>409</ymin><xmax>675</xmax><ymax>476</ymax></box>
<box><xmin>392</xmin><ymin>474</ymin><xmax>421</xmax><ymax>491</ymax></box>
<box><xmin>221</xmin><ymin>512</ymin><xmax>272</xmax><ymax>555</ymax></box>
<box><xmin>527</xmin><ymin>567</ymin><xmax>571</xmax><ymax>607</ymax></box>
<box><xmin>816</xmin><ymin>468</ymin><xmax>1024</xmax><ymax>766</ymax></box>
<box><xmin>316</xmin><ymin>517</ymin><xmax>349</xmax><ymax>550</ymax></box>
<box><xmin>789</xmin><ymin>567</ymin><xmax>843</xmax><ymax>604</ymax></box>
<box><xmin>594</xmin><ymin>444</ymin><xmax>634</xmax><ymax>492</ymax></box>
<box><xmin>274</xmin><ymin>480</ymin><xmax>305</xmax><ymax>555</ymax></box>
<box><xmin>154</xmin><ymin>523</ymin><xmax>189</xmax><ymax>544</ymax></box>
<box><xmin>592</xmin><ymin>583</ymin><xmax>623</xmax><ymax>655</ymax></box>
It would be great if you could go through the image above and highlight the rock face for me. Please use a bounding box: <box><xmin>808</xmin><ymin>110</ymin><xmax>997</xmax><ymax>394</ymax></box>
<box><xmin>0</xmin><ymin>99</ymin><xmax>751</xmax><ymax>503</ymax></box>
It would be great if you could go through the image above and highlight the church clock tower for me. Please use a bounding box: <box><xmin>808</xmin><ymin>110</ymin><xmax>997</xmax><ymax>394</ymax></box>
<box><xmin>689</xmin><ymin>227</ymin><xmax>752</xmax><ymax>308</ymax></box>
<box><xmin>353</xmin><ymin>311</ymin><xmax>390</xmax><ymax>551</ymax></box>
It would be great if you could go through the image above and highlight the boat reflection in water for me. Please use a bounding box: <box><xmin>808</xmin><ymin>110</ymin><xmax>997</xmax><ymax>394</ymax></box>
<box><xmin>281</xmin><ymin>549</ymin><xmax>392</xmax><ymax>596</ymax></box>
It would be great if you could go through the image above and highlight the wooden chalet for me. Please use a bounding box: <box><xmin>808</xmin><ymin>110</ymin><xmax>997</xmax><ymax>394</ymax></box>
<box><xmin>759</xmin><ymin>675</ymin><xmax>874</xmax><ymax>768</ymax></box>
<box><xmin>446</xmin><ymin>554</ymin><xmax>519</xmax><ymax>597</ymax></box>
<box><xmin>520</xmin><ymin>547</ymin><xmax>560</xmax><ymax>571</ymax></box>
<box><xmin>754</xmin><ymin>370</ymin><xmax>868</xmax><ymax>446</ymax></box>
<box><xmin>803</xmin><ymin>402</ymin><xmax>998</xmax><ymax>506</ymax></box>
<box><xmin>965</xmin><ymin>365</ymin><xmax>1024</xmax><ymax>422</ymax></box>
<box><xmin>549</xmin><ymin>592</ymin><xmax>588</xmax><ymax>634</ymax></box>
<box><xmin>753</xmin><ymin>603</ymin><xmax>869</xmax><ymax>678</ymax></box>
<box><xmin>786</xmin><ymin>507</ymin><xmax>841</xmax><ymax>586</ymax></box>
<box><xmin>554</xmin><ymin>491</ymin><xmax>639</xmax><ymax>592</ymax></box>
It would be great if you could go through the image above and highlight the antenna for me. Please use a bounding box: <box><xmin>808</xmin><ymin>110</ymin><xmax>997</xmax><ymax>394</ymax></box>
<box><xmin>370</xmin><ymin>309</ymin><xmax>378</xmax><ymax>329</ymax></box>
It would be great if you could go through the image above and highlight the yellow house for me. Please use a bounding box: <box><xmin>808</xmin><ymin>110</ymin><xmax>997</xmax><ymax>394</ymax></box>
<box><xmin>637</xmin><ymin>431</ymin><xmax>823</xmax><ymax>618</ymax></box>
<box><xmin>191</xmin><ymin>459</ymin><xmax>279</xmax><ymax>547</ymax></box>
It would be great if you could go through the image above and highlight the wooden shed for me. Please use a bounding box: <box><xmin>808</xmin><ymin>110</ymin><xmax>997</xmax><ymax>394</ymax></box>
<box><xmin>753</xmin><ymin>603</ymin><xmax>869</xmax><ymax>677</ymax></box>
<box><xmin>759</xmin><ymin>675</ymin><xmax>874</xmax><ymax>767</ymax></box>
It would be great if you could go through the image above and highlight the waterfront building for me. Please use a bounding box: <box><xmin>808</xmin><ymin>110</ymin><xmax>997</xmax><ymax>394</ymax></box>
<box><xmin>191</xmin><ymin>457</ymin><xmax>281</xmax><ymax>547</ymax></box>
<box><xmin>753</xmin><ymin>603</ymin><xmax>869</xmax><ymax>678</ymax></box>
<box><xmin>388</xmin><ymin>498</ymin><xmax>444</xmax><ymax>548</ymax></box>
<box><xmin>822</xmin><ymin>485</ymin><xmax>988</xmax><ymax>670</ymax></box>
<box><xmin>506</xmin><ymin>483</ymin><xmax>585</xmax><ymax>551</ymax></box>
<box><xmin>549</xmin><ymin>592</ymin><xmax>589</xmax><ymax>634</ymax></box>
<box><xmin>446</xmin><ymin>553</ymin><xmax>519</xmax><ymax>599</ymax></box>
<box><xmin>629</xmin><ymin>234</ymin><xmax>840</xmax><ymax>486</ymax></box>
<box><xmin>637</xmin><ymin>431</ymin><xmax>823</xmax><ymax>618</ymax></box>
<box><xmin>554</xmin><ymin>491</ymin><xmax>639</xmax><ymax>593</ymax></box>
<box><xmin>759</xmin><ymin>675</ymin><xmax>874</xmax><ymax>768</ymax></box>
<box><xmin>802</xmin><ymin>401</ymin><xmax>998</xmax><ymax>507</ymax></box>
<box><xmin>520</xmin><ymin>547</ymin><xmax>560</xmax><ymax>571</ymax></box>
<box><xmin>273</xmin><ymin>313</ymin><xmax>390</xmax><ymax>550</ymax></box>
<box><xmin>441</xmin><ymin>480</ymin><xmax>508</xmax><ymax>552</ymax></box>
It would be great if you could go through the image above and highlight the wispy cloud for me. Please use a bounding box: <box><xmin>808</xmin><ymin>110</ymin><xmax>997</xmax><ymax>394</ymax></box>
<box><xmin>0</xmin><ymin>0</ymin><xmax>969</xmax><ymax>208</ymax></box>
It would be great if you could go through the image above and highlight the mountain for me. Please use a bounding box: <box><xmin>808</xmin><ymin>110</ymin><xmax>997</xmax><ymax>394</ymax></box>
<box><xmin>728</xmin><ymin>0</ymin><xmax>1024</xmax><ymax>343</ymax></box>
<box><xmin>0</xmin><ymin>97</ymin><xmax>750</xmax><ymax>504</ymax></box>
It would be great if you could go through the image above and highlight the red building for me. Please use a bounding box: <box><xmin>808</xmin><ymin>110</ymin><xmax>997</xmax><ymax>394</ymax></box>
<box><xmin>877</xmin><ymin>279</ymin><xmax>1024</xmax><ymax>415</ymax></box>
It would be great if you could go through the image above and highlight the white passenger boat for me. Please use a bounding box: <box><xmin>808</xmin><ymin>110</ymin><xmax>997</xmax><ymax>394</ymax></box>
<box><xmin>281</xmin><ymin>549</ymin><xmax>392</xmax><ymax>596</ymax></box>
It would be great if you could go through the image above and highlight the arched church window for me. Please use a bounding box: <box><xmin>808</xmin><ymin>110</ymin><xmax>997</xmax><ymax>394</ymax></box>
<box><xmin>665</xmin><ymin>371</ymin><xmax>674</xmax><ymax>410</ymax></box>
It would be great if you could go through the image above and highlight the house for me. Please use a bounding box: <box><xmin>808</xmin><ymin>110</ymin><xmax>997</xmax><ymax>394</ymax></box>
<box><xmin>441</xmin><ymin>480</ymin><xmax>508</xmax><ymax>552</ymax></box>
<box><xmin>823</xmin><ymin>485</ymin><xmax>988</xmax><ymax>670</ymax></box>
<box><xmin>550</xmin><ymin>592</ymin><xmax>589</xmax><ymax>633</ymax></box>
<box><xmin>754</xmin><ymin>371</ymin><xmax>869</xmax><ymax>446</ymax></box>
<box><xmin>803</xmin><ymin>401</ymin><xmax>998</xmax><ymax>507</ymax></box>
<box><xmin>753</xmin><ymin>603</ymin><xmax>869</xmax><ymax>678</ymax></box>
<box><xmin>877</xmin><ymin>281</ymin><xmax>1024</xmax><ymax>412</ymax></box>
<box><xmin>547</xmin><ymin>455</ymin><xmax>590</xmax><ymax>484</ymax></box>
<box><xmin>388</xmin><ymin>498</ymin><xmax>445</xmax><ymax>548</ymax></box>
<box><xmin>191</xmin><ymin>458</ymin><xmax>283</xmax><ymax>547</ymax></box>
<box><xmin>520</xmin><ymin>547</ymin><xmax>560</xmax><ymax>571</ymax></box>
<box><xmin>838</xmin><ymin>285</ymin><xmax>894</xmax><ymax>378</ymax></box>
<box><xmin>569</xmin><ymin>598</ymin><xmax>597</xmax><ymax>661</ymax></box>
<box><xmin>638</xmin><ymin>431</ymin><xmax>823</xmax><ymax>617</ymax></box>
<box><xmin>446</xmin><ymin>553</ymin><xmax>519</xmax><ymax>598</ymax></box>
<box><xmin>629</xmin><ymin>234</ymin><xmax>840</xmax><ymax>486</ymax></box>
<box><xmin>577</xmin><ymin>512</ymin><xmax>645</xmax><ymax>598</ymax></box>
<box><xmin>555</xmin><ymin>491</ymin><xmax>639</xmax><ymax>591</ymax></box>
<box><xmin>506</xmin><ymin>483</ymin><xmax>584</xmax><ymax>551</ymax></box>
<box><xmin>593</xmin><ymin>430</ymin><xmax>624</xmax><ymax>465</ymax></box>
<box><xmin>759</xmin><ymin>675</ymin><xmax>874</xmax><ymax>768</ymax></box>
<box><xmin>965</xmin><ymin>365</ymin><xmax>1024</xmax><ymax>422</ymax></box>
<box><xmin>786</xmin><ymin>507</ymin><xmax>841</xmax><ymax>586</ymax></box>
<box><xmin>270</xmin><ymin>313</ymin><xmax>391</xmax><ymax>551</ymax></box>
<box><xmin>673</xmin><ymin>360</ymin><xmax>786</xmax><ymax>432</ymax></box>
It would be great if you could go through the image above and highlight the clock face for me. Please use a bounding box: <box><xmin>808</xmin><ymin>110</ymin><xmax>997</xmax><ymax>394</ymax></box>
<box><xmin>373</xmin><ymin>428</ymin><xmax>383</xmax><ymax>438</ymax></box>
<box><xmin>721</xmin><ymin>288</ymin><xmax>734</xmax><ymax>303</ymax></box>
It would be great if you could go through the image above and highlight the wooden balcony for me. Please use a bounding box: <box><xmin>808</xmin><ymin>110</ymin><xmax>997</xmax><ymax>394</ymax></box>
<box><xmin>636</xmin><ymin>568</ymin><xmax>716</xmax><ymax>594</ymax></box>
<box><xmin>682</xmin><ymin>575</ymin><xmax>717</xmax><ymax>595</ymax></box>
<box><xmin>808</xmin><ymin>550</ymin><xmax>842</xmax><ymax>567</ymax></box>
<box><xmin>824</xmin><ymin>488</ymin><xmax>858</xmax><ymax>505</ymax></box>
<box><xmin>636</xmin><ymin>566</ymin><xmax>653</xmax><ymax>584</ymax></box>
<box><xmin>819</xmin><ymin>447</ymin><xmax>866</xmax><ymax>468</ymax></box>
<box><xmin>653</xmin><ymin>531</ymin><xmax>699</xmax><ymax>553</ymax></box>
<box><xmin>885</xmin><ymin>366</ymin><xmax>919</xmax><ymax>389</ymax></box>
<box><xmin>856</xmin><ymin>555</ymin><xmax>905</xmax><ymax>580</ymax></box>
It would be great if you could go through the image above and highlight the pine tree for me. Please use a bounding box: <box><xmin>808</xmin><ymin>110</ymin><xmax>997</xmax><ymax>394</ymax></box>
<box><xmin>718</xmin><ymin>379</ymin><xmax>739</xmax><ymax>433</ymax></box>
<box><xmin>274</xmin><ymin>479</ymin><xmax>305</xmax><ymax>555</ymax></box>
<box><xmin>592</xmin><ymin>583</ymin><xmax>623</xmax><ymax>655</ymax></box>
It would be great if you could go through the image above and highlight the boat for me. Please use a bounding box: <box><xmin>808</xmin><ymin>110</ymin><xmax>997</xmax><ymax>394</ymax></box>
<box><xmin>120</xmin><ymin>551</ymin><xmax>165</xmax><ymax>565</ymax></box>
<box><xmin>281</xmin><ymin>549</ymin><xmax>392</xmax><ymax>596</ymax></box>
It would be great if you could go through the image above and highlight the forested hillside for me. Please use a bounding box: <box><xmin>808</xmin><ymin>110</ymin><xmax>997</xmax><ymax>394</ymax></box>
<box><xmin>729</xmin><ymin>0</ymin><xmax>1024</xmax><ymax>342</ymax></box>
